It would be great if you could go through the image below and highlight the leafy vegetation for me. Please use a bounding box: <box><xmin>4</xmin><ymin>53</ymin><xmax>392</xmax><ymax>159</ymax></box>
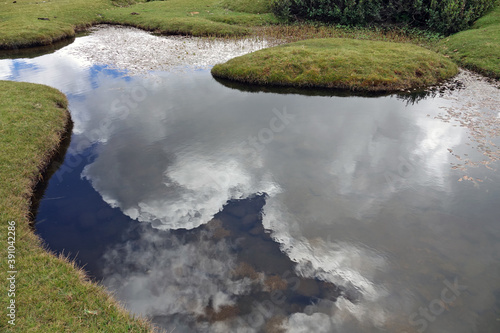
<box><xmin>436</xmin><ymin>1</ymin><xmax>500</xmax><ymax>79</ymax></box>
<box><xmin>0</xmin><ymin>81</ymin><xmax>154</xmax><ymax>332</ymax></box>
<box><xmin>212</xmin><ymin>38</ymin><xmax>458</xmax><ymax>91</ymax></box>
<box><xmin>270</xmin><ymin>0</ymin><xmax>495</xmax><ymax>34</ymax></box>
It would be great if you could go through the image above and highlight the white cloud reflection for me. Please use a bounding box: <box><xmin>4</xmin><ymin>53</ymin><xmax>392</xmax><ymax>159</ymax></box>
<box><xmin>2</xmin><ymin>26</ymin><xmax>499</xmax><ymax>333</ymax></box>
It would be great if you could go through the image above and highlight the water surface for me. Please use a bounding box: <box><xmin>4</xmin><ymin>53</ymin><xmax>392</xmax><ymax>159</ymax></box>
<box><xmin>1</xmin><ymin>26</ymin><xmax>499</xmax><ymax>333</ymax></box>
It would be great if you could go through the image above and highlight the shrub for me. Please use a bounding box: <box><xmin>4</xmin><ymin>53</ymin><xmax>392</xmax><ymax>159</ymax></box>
<box><xmin>270</xmin><ymin>0</ymin><xmax>496</xmax><ymax>34</ymax></box>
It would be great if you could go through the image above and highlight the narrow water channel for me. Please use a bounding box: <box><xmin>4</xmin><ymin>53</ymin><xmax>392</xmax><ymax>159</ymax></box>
<box><xmin>1</xmin><ymin>26</ymin><xmax>499</xmax><ymax>333</ymax></box>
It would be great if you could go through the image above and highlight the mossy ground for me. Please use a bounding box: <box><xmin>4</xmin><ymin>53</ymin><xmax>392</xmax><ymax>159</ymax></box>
<box><xmin>212</xmin><ymin>38</ymin><xmax>458</xmax><ymax>92</ymax></box>
<box><xmin>0</xmin><ymin>81</ymin><xmax>153</xmax><ymax>332</ymax></box>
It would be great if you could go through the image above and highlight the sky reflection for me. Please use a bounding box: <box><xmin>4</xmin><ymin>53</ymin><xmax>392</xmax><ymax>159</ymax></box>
<box><xmin>1</xmin><ymin>26</ymin><xmax>499</xmax><ymax>333</ymax></box>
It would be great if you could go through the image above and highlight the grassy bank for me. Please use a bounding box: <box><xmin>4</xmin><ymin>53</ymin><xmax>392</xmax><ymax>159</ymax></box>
<box><xmin>212</xmin><ymin>38</ymin><xmax>458</xmax><ymax>92</ymax></box>
<box><xmin>0</xmin><ymin>0</ymin><xmax>276</xmax><ymax>49</ymax></box>
<box><xmin>0</xmin><ymin>81</ymin><xmax>153</xmax><ymax>332</ymax></box>
<box><xmin>0</xmin><ymin>0</ymin><xmax>110</xmax><ymax>49</ymax></box>
<box><xmin>436</xmin><ymin>1</ymin><xmax>500</xmax><ymax>79</ymax></box>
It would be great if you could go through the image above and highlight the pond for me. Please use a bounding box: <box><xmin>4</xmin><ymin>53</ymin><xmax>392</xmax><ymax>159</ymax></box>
<box><xmin>1</xmin><ymin>26</ymin><xmax>500</xmax><ymax>333</ymax></box>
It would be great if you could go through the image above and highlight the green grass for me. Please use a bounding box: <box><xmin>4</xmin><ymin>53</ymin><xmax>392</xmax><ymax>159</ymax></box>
<box><xmin>219</xmin><ymin>0</ymin><xmax>271</xmax><ymax>14</ymax></box>
<box><xmin>436</xmin><ymin>1</ymin><xmax>500</xmax><ymax>79</ymax></box>
<box><xmin>0</xmin><ymin>81</ymin><xmax>153</xmax><ymax>332</ymax></box>
<box><xmin>0</xmin><ymin>0</ymin><xmax>279</xmax><ymax>48</ymax></box>
<box><xmin>0</xmin><ymin>0</ymin><xmax>111</xmax><ymax>49</ymax></box>
<box><xmin>100</xmin><ymin>0</ymin><xmax>250</xmax><ymax>36</ymax></box>
<box><xmin>212</xmin><ymin>38</ymin><xmax>458</xmax><ymax>92</ymax></box>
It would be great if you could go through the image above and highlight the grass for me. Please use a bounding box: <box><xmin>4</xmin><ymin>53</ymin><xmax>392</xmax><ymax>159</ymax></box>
<box><xmin>0</xmin><ymin>0</ymin><xmax>279</xmax><ymax>49</ymax></box>
<box><xmin>100</xmin><ymin>0</ymin><xmax>250</xmax><ymax>36</ymax></box>
<box><xmin>212</xmin><ymin>38</ymin><xmax>458</xmax><ymax>92</ymax></box>
<box><xmin>219</xmin><ymin>0</ymin><xmax>270</xmax><ymax>14</ymax></box>
<box><xmin>436</xmin><ymin>0</ymin><xmax>500</xmax><ymax>79</ymax></box>
<box><xmin>0</xmin><ymin>81</ymin><xmax>153</xmax><ymax>332</ymax></box>
<box><xmin>251</xmin><ymin>24</ymin><xmax>444</xmax><ymax>46</ymax></box>
<box><xmin>0</xmin><ymin>0</ymin><xmax>111</xmax><ymax>49</ymax></box>
<box><xmin>211</xmin><ymin>1</ymin><xmax>499</xmax><ymax>90</ymax></box>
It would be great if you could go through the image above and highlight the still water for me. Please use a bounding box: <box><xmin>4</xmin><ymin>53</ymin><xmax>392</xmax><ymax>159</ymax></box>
<box><xmin>1</xmin><ymin>26</ymin><xmax>500</xmax><ymax>332</ymax></box>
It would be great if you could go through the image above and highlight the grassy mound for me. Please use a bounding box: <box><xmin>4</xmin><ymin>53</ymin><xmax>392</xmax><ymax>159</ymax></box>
<box><xmin>212</xmin><ymin>38</ymin><xmax>458</xmax><ymax>92</ymax></box>
<box><xmin>0</xmin><ymin>81</ymin><xmax>153</xmax><ymax>333</ymax></box>
<box><xmin>436</xmin><ymin>1</ymin><xmax>500</xmax><ymax>79</ymax></box>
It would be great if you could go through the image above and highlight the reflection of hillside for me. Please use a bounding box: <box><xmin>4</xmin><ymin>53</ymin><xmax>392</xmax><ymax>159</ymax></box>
<box><xmin>212</xmin><ymin>76</ymin><xmax>391</xmax><ymax>98</ymax></box>
<box><xmin>0</xmin><ymin>37</ymin><xmax>75</xmax><ymax>60</ymax></box>
<box><xmin>213</xmin><ymin>74</ymin><xmax>466</xmax><ymax>103</ymax></box>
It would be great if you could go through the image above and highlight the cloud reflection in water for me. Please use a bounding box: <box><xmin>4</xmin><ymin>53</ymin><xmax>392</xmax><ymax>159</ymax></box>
<box><xmin>2</xmin><ymin>26</ymin><xmax>499</xmax><ymax>332</ymax></box>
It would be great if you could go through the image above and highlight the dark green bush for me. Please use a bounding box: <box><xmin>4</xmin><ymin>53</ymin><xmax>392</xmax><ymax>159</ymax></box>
<box><xmin>270</xmin><ymin>0</ymin><xmax>495</xmax><ymax>34</ymax></box>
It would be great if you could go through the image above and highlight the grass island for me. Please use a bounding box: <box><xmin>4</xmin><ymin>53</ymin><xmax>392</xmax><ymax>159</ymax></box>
<box><xmin>211</xmin><ymin>38</ymin><xmax>458</xmax><ymax>92</ymax></box>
